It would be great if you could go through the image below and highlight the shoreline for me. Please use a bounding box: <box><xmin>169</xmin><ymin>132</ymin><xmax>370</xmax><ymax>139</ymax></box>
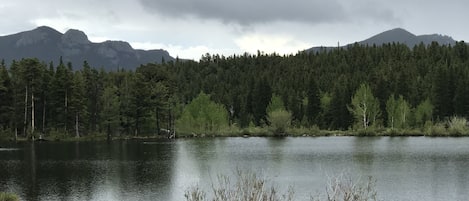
<box><xmin>2</xmin><ymin>128</ymin><xmax>468</xmax><ymax>142</ymax></box>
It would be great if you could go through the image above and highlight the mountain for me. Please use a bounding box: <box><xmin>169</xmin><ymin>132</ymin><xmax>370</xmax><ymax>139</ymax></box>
<box><xmin>0</xmin><ymin>26</ymin><xmax>174</xmax><ymax>70</ymax></box>
<box><xmin>307</xmin><ymin>28</ymin><xmax>457</xmax><ymax>53</ymax></box>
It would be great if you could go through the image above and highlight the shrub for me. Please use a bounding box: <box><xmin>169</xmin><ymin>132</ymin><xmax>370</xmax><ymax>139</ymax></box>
<box><xmin>447</xmin><ymin>116</ymin><xmax>468</xmax><ymax>136</ymax></box>
<box><xmin>268</xmin><ymin>109</ymin><xmax>292</xmax><ymax>134</ymax></box>
<box><xmin>423</xmin><ymin>121</ymin><xmax>447</xmax><ymax>136</ymax></box>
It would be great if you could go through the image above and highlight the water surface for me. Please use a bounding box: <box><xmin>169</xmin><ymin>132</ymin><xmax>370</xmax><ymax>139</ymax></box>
<box><xmin>0</xmin><ymin>137</ymin><xmax>468</xmax><ymax>201</ymax></box>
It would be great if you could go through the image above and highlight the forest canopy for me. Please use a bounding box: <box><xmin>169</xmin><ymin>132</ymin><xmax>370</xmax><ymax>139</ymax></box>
<box><xmin>1</xmin><ymin>41</ymin><xmax>469</xmax><ymax>138</ymax></box>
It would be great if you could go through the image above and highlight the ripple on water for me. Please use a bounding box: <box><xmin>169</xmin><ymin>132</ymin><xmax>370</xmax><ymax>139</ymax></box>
<box><xmin>0</xmin><ymin>148</ymin><xmax>20</xmax><ymax>151</ymax></box>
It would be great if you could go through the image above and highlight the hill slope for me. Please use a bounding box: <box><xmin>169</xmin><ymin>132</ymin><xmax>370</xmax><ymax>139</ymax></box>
<box><xmin>307</xmin><ymin>28</ymin><xmax>457</xmax><ymax>53</ymax></box>
<box><xmin>0</xmin><ymin>26</ymin><xmax>174</xmax><ymax>70</ymax></box>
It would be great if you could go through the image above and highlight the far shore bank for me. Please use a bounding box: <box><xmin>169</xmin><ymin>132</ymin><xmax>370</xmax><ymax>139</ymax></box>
<box><xmin>2</xmin><ymin>127</ymin><xmax>469</xmax><ymax>142</ymax></box>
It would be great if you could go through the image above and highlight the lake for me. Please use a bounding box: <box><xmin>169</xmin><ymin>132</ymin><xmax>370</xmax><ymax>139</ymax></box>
<box><xmin>0</xmin><ymin>137</ymin><xmax>468</xmax><ymax>201</ymax></box>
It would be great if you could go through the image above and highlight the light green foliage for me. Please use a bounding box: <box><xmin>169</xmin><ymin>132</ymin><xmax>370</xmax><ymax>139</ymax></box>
<box><xmin>177</xmin><ymin>92</ymin><xmax>229</xmax><ymax>134</ymax></box>
<box><xmin>267</xmin><ymin>95</ymin><xmax>292</xmax><ymax>134</ymax></box>
<box><xmin>268</xmin><ymin>109</ymin><xmax>292</xmax><ymax>134</ymax></box>
<box><xmin>424</xmin><ymin>122</ymin><xmax>447</xmax><ymax>136</ymax></box>
<box><xmin>349</xmin><ymin>84</ymin><xmax>381</xmax><ymax>129</ymax></box>
<box><xmin>414</xmin><ymin>98</ymin><xmax>433</xmax><ymax>126</ymax></box>
<box><xmin>267</xmin><ymin>94</ymin><xmax>284</xmax><ymax>114</ymax></box>
<box><xmin>447</xmin><ymin>116</ymin><xmax>468</xmax><ymax>135</ymax></box>
<box><xmin>320</xmin><ymin>92</ymin><xmax>332</xmax><ymax>112</ymax></box>
<box><xmin>386</xmin><ymin>95</ymin><xmax>411</xmax><ymax>129</ymax></box>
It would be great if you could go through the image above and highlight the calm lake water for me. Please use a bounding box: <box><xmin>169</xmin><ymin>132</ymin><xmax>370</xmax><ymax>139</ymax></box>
<box><xmin>0</xmin><ymin>137</ymin><xmax>468</xmax><ymax>201</ymax></box>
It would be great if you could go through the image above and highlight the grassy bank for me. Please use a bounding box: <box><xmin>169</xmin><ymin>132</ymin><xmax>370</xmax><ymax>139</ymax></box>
<box><xmin>175</xmin><ymin>124</ymin><xmax>469</xmax><ymax>138</ymax></box>
<box><xmin>2</xmin><ymin>123</ymin><xmax>469</xmax><ymax>142</ymax></box>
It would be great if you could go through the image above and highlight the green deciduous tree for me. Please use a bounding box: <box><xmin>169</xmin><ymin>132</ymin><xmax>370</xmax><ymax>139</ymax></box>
<box><xmin>415</xmin><ymin>98</ymin><xmax>433</xmax><ymax>127</ymax></box>
<box><xmin>349</xmin><ymin>83</ymin><xmax>381</xmax><ymax>129</ymax></box>
<box><xmin>268</xmin><ymin>109</ymin><xmax>292</xmax><ymax>134</ymax></box>
<box><xmin>267</xmin><ymin>94</ymin><xmax>284</xmax><ymax>114</ymax></box>
<box><xmin>176</xmin><ymin>92</ymin><xmax>228</xmax><ymax>134</ymax></box>
<box><xmin>386</xmin><ymin>95</ymin><xmax>411</xmax><ymax>129</ymax></box>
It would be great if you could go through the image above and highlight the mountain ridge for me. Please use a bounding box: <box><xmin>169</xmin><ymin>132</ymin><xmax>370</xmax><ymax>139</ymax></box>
<box><xmin>307</xmin><ymin>28</ymin><xmax>458</xmax><ymax>53</ymax></box>
<box><xmin>0</xmin><ymin>26</ymin><xmax>174</xmax><ymax>70</ymax></box>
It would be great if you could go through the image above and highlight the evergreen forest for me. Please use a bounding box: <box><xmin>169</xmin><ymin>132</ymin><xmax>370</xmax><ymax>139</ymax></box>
<box><xmin>1</xmin><ymin>41</ymin><xmax>469</xmax><ymax>139</ymax></box>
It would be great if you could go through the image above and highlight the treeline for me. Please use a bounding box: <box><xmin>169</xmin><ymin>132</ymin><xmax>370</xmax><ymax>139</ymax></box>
<box><xmin>1</xmin><ymin>41</ymin><xmax>469</xmax><ymax>138</ymax></box>
<box><xmin>0</xmin><ymin>58</ymin><xmax>173</xmax><ymax>138</ymax></box>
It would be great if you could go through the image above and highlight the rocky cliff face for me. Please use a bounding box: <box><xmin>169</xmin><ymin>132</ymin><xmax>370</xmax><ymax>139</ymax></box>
<box><xmin>0</xmin><ymin>26</ymin><xmax>174</xmax><ymax>70</ymax></box>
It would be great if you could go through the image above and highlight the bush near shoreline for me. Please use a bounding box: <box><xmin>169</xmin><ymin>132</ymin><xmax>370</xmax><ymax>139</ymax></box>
<box><xmin>0</xmin><ymin>192</ymin><xmax>19</xmax><ymax>201</ymax></box>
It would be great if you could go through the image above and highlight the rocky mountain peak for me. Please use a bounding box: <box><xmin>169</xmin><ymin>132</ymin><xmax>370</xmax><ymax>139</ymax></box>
<box><xmin>15</xmin><ymin>26</ymin><xmax>61</xmax><ymax>47</ymax></box>
<box><xmin>62</xmin><ymin>29</ymin><xmax>90</xmax><ymax>45</ymax></box>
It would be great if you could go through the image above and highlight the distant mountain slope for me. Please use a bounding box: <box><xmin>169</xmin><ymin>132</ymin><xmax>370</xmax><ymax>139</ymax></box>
<box><xmin>0</xmin><ymin>26</ymin><xmax>174</xmax><ymax>70</ymax></box>
<box><xmin>307</xmin><ymin>28</ymin><xmax>457</xmax><ymax>53</ymax></box>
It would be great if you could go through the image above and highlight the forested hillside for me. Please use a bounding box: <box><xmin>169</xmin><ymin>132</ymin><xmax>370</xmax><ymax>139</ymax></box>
<box><xmin>1</xmin><ymin>41</ymin><xmax>469</xmax><ymax>139</ymax></box>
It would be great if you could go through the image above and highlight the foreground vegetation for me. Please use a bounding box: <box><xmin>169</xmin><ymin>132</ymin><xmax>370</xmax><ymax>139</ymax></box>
<box><xmin>185</xmin><ymin>171</ymin><xmax>377</xmax><ymax>201</ymax></box>
<box><xmin>0</xmin><ymin>192</ymin><xmax>19</xmax><ymax>201</ymax></box>
<box><xmin>1</xmin><ymin>41</ymin><xmax>469</xmax><ymax>140</ymax></box>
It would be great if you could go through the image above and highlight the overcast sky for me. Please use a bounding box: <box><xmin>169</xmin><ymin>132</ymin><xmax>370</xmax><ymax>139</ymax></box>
<box><xmin>0</xmin><ymin>0</ymin><xmax>467</xmax><ymax>60</ymax></box>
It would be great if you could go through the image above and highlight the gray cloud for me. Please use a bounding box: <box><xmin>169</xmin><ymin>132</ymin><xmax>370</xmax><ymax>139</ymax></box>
<box><xmin>138</xmin><ymin>0</ymin><xmax>399</xmax><ymax>26</ymax></box>
<box><xmin>140</xmin><ymin>0</ymin><xmax>336</xmax><ymax>25</ymax></box>
<box><xmin>2</xmin><ymin>0</ymin><xmax>468</xmax><ymax>60</ymax></box>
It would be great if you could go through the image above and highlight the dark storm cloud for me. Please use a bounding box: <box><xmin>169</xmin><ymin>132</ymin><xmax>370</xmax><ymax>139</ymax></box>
<box><xmin>138</xmin><ymin>0</ymin><xmax>398</xmax><ymax>25</ymax></box>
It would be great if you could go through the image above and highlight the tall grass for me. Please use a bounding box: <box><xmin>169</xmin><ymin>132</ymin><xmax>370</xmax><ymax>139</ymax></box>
<box><xmin>185</xmin><ymin>170</ymin><xmax>294</xmax><ymax>201</ymax></box>
<box><xmin>0</xmin><ymin>192</ymin><xmax>19</xmax><ymax>201</ymax></box>
<box><xmin>311</xmin><ymin>174</ymin><xmax>377</xmax><ymax>201</ymax></box>
<box><xmin>185</xmin><ymin>171</ymin><xmax>378</xmax><ymax>201</ymax></box>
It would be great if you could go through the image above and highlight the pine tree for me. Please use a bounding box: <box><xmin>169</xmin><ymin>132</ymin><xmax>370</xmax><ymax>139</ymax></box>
<box><xmin>100</xmin><ymin>85</ymin><xmax>120</xmax><ymax>138</ymax></box>
<box><xmin>306</xmin><ymin>78</ymin><xmax>321</xmax><ymax>126</ymax></box>
<box><xmin>0</xmin><ymin>61</ymin><xmax>13</xmax><ymax>130</ymax></box>
<box><xmin>69</xmin><ymin>71</ymin><xmax>87</xmax><ymax>137</ymax></box>
<box><xmin>251</xmin><ymin>78</ymin><xmax>272</xmax><ymax>126</ymax></box>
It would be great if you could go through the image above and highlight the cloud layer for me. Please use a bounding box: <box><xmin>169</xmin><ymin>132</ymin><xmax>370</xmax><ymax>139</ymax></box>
<box><xmin>0</xmin><ymin>0</ymin><xmax>468</xmax><ymax>60</ymax></box>
<box><xmin>139</xmin><ymin>0</ymin><xmax>399</xmax><ymax>26</ymax></box>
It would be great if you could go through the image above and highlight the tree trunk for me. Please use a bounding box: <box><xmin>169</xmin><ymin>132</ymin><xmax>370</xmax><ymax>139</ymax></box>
<box><xmin>31</xmin><ymin>89</ymin><xmax>35</xmax><ymax>134</ymax></box>
<box><xmin>65</xmin><ymin>90</ymin><xmax>68</xmax><ymax>132</ymax></box>
<box><xmin>107</xmin><ymin>123</ymin><xmax>111</xmax><ymax>141</ymax></box>
<box><xmin>42</xmin><ymin>99</ymin><xmax>46</xmax><ymax>133</ymax></box>
<box><xmin>24</xmin><ymin>86</ymin><xmax>28</xmax><ymax>136</ymax></box>
<box><xmin>362</xmin><ymin>102</ymin><xmax>368</xmax><ymax>129</ymax></box>
<box><xmin>135</xmin><ymin>112</ymin><xmax>139</xmax><ymax>137</ymax></box>
<box><xmin>75</xmin><ymin>112</ymin><xmax>79</xmax><ymax>138</ymax></box>
<box><xmin>168</xmin><ymin>107</ymin><xmax>172</xmax><ymax>134</ymax></box>
<box><xmin>156</xmin><ymin>108</ymin><xmax>160</xmax><ymax>135</ymax></box>
<box><xmin>391</xmin><ymin>116</ymin><xmax>394</xmax><ymax>129</ymax></box>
